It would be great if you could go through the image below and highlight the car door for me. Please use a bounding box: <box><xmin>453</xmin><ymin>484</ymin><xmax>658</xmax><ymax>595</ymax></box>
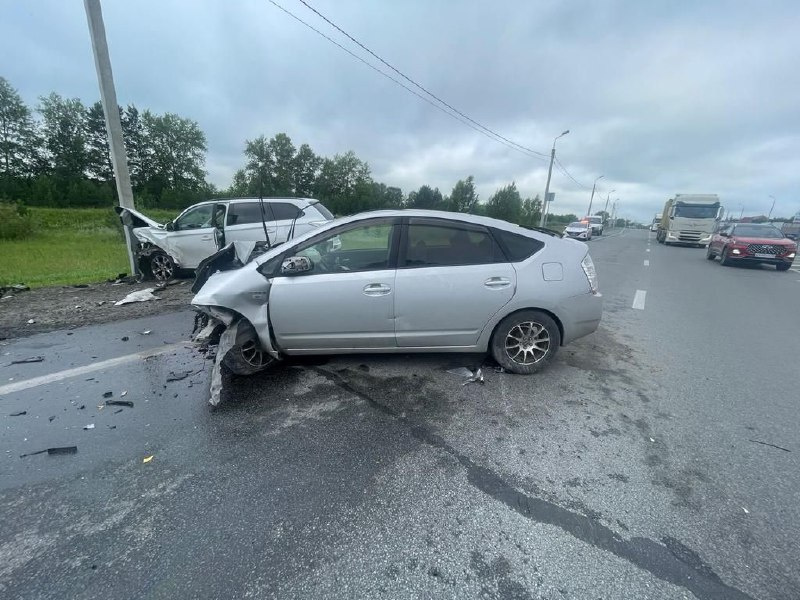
<box><xmin>394</xmin><ymin>218</ymin><xmax>517</xmax><ymax>347</ymax></box>
<box><xmin>268</xmin><ymin>218</ymin><xmax>400</xmax><ymax>351</ymax></box>
<box><xmin>168</xmin><ymin>203</ymin><xmax>225</xmax><ymax>268</ymax></box>
<box><xmin>711</xmin><ymin>225</ymin><xmax>729</xmax><ymax>253</ymax></box>
<box><xmin>225</xmin><ymin>201</ymin><xmax>278</xmax><ymax>244</ymax></box>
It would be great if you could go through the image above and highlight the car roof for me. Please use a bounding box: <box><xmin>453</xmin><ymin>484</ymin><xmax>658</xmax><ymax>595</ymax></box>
<box><xmin>191</xmin><ymin>197</ymin><xmax>319</xmax><ymax>207</ymax></box>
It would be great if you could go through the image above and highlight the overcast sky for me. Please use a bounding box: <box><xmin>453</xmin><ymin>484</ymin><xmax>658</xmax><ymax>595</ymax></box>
<box><xmin>2</xmin><ymin>0</ymin><xmax>799</xmax><ymax>221</ymax></box>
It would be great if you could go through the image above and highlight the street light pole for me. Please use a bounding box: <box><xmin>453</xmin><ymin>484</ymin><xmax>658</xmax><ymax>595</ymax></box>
<box><xmin>586</xmin><ymin>175</ymin><xmax>604</xmax><ymax>217</ymax></box>
<box><xmin>602</xmin><ymin>189</ymin><xmax>616</xmax><ymax>221</ymax></box>
<box><xmin>539</xmin><ymin>129</ymin><xmax>569</xmax><ymax>227</ymax></box>
<box><xmin>768</xmin><ymin>195</ymin><xmax>776</xmax><ymax>220</ymax></box>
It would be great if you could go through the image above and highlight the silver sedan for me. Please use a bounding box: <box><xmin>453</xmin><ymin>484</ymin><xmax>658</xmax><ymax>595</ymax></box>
<box><xmin>192</xmin><ymin>210</ymin><xmax>602</xmax><ymax>377</ymax></box>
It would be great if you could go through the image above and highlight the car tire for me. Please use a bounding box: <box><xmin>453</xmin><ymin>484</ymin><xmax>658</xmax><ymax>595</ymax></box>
<box><xmin>147</xmin><ymin>251</ymin><xmax>176</xmax><ymax>282</ymax></box>
<box><xmin>223</xmin><ymin>321</ymin><xmax>275</xmax><ymax>376</ymax></box>
<box><xmin>705</xmin><ymin>245</ymin><xmax>716</xmax><ymax>260</ymax></box>
<box><xmin>490</xmin><ymin>310</ymin><xmax>561</xmax><ymax>375</ymax></box>
<box><xmin>719</xmin><ymin>247</ymin><xmax>731</xmax><ymax>266</ymax></box>
<box><xmin>776</xmin><ymin>262</ymin><xmax>791</xmax><ymax>271</ymax></box>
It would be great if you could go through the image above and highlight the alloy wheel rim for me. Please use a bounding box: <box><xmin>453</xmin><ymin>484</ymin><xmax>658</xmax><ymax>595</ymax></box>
<box><xmin>505</xmin><ymin>321</ymin><xmax>550</xmax><ymax>365</ymax></box>
<box><xmin>240</xmin><ymin>339</ymin><xmax>269</xmax><ymax>367</ymax></box>
<box><xmin>151</xmin><ymin>255</ymin><xmax>174</xmax><ymax>281</ymax></box>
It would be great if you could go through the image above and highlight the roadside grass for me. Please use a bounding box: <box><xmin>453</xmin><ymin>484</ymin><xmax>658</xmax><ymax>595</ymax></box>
<box><xmin>0</xmin><ymin>207</ymin><xmax>177</xmax><ymax>288</ymax></box>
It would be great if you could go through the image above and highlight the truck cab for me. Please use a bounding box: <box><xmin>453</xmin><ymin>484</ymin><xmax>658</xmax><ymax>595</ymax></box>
<box><xmin>657</xmin><ymin>194</ymin><xmax>722</xmax><ymax>247</ymax></box>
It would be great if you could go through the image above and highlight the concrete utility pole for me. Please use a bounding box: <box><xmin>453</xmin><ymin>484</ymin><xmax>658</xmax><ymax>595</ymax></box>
<box><xmin>602</xmin><ymin>189</ymin><xmax>616</xmax><ymax>222</ymax></box>
<box><xmin>84</xmin><ymin>0</ymin><xmax>138</xmax><ymax>275</ymax></box>
<box><xmin>539</xmin><ymin>129</ymin><xmax>569</xmax><ymax>227</ymax></box>
<box><xmin>768</xmin><ymin>195</ymin><xmax>776</xmax><ymax>220</ymax></box>
<box><xmin>586</xmin><ymin>175</ymin><xmax>604</xmax><ymax>217</ymax></box>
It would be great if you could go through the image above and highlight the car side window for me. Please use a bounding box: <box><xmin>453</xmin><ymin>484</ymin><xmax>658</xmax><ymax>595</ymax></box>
<box><xmin>492</xmin><ymin>229</ymin><xmax>545</xmax><ymax>261</ymax></box>
<box><xmin>175</xmin><ymin>205</ymin><xmax>213</xmax><ymax>230</ymax></box>
<box><xmin>290</xmin><ymin>222</ymin><xmax>395</xmax><ymax>274</ymax></box>
<box><xmin>271</xmin><ymin>202</ymin><xmax>301</xmax><ymax>221</ymax></box>
<box><xmin>403</xmin><ymin>222</ymin><xmax>504</xmax><ymax>267</ymax></box>
<box><xmin>226</xmin><ymin>202</ymin><xmax>273</xmax><ymax>226</ymax></box>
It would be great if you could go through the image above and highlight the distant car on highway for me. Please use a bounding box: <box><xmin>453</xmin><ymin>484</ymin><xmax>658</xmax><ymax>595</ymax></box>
<box><xmin>584</xmin><ymin>215</ymin><xmax>604</xmax><ymax>236</ymax></box>
<box><xmin>563</xmin><ymin>221</ymin><xmax>592</xmax><ymax>241</ymax></box>
<box><xmin>706</xmin><ymin>223</ymin><xmax>797</xmax><ymax>270</ymax></box>
<box><xmin>117</xmin><ymin>198</ymin><xmax>334</xmax><ymax>280</ymax></box>
<box><xmin>191</xmin><ymin>210</ymin><xmax>603</xmax><ymax>377</ymax></box>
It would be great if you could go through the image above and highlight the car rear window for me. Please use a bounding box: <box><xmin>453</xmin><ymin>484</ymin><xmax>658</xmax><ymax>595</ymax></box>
<box><xmin>271</xmin><ymin>202</ymin><xmax>302</xmax><ymax>221</ymax></box>
<box><xmin>226</xmin><ymin>202</ymin><xmax>273</xmax><ymax>226</ymax></box>
<box><xmin>492</xmin><ymin>228</ymin><xmax>545</xmax><ymax>262</ymax></box>
<box><xmin>312</xmin><ymin>203</ymin><xmax>334</xmax><ymax>220</ymax></box>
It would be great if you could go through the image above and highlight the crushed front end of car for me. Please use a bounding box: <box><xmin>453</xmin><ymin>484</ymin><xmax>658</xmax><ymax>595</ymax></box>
<box><xmin>191</xmin><ymin>243</ymin><xmax>282</xmax><ymax>406</ymax></box>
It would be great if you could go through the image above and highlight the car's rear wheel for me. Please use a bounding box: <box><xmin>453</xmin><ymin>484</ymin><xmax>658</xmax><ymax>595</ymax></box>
<box><xmin>776</xmin><ymin>262</ymin><xmax>791</xmax><ymax>271</ymax></box>
<box><xmin>705</xmin><ymin>245</ymin><xmax>716</xmax><ymax>260</ymax></box>
<box><xmin>719</xmin><ymin>247</ymin><xmax>731</xmax><ymax>266</ymax></box>
<box><xmin>491</xmin><ymin>310</ymin><xmax>560</xmax><ymax>375</ymax></box>
<box><xmin>223</xmin><ymin>321</ymin><xmax>274</xmax><ymax>376</ymax></box>
<box><xmin>148</xmin><ymin>251</ymin><xmax>175</xmax><ymax>281</ymax></box>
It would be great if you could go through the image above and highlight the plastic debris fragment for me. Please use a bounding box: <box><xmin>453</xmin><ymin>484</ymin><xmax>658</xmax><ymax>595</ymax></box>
<box><xmin>114</xmin><ymin>288</ymin><xmax>160</xmax><ymax>306</ymax></box>
<box><xmin>142</xmin><ymin>455</ymin><xmax>154</xmax><ymax>463</ymax></box>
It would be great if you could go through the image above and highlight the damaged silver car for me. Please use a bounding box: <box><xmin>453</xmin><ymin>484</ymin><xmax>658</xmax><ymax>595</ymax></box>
<box><xmin>116</xmin><ymin>197</ymin><xmax>334</xmax><ymax>280</ymax></box>
<box><xmin>192</xmin><ymin>210</ymin><xmax>603</xmax><ymax>403</ymax></box>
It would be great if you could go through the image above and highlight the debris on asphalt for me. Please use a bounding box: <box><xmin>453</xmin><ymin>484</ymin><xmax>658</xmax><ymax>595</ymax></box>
<box><xmin>120</xmin><ymin>390</ymin><xmax>128</xmax><ymax>397</ymax></box>
<box><xmin>742</xmin><ymin>507</ymin><xmax>750</xmax><ymax>514</ymax></box>
<box><xmin>748</xmin><ymin>439</ymin><xmax>791</xmax><ymax>452</ymax></box>
<box><xmin>105</xmin><ymin>399</ymin><xmax>134</xmax><ymax>408</ymax></box>
<box><xmin>9</xmin><ymin>410</ymin><xmax>27</xmax><ymax>416</ymax></box>
<box><xmin>142</xmin><ymin>455</ymin><xmax>154</xmax><ymax>463</ymax></box>
<box><xmin>121</xmin><ymin>336</ymin><xmax>129</xmax><ymax>342</ymax></box>
<box><xmin>96</xmin><ymin>301</ymin><xmax>105</xmax><ymax>306</ymax></box>
<box><xmin>166</xmin><ymin>370</ymin><xmax>192</xmax><ymax>382</ymax></box>
<box><xmin>73</xmin><ymin>284</ymin><xmax>89</xmax><ymax>289</ymax></box>
<box><xmin>26</xmin><ymin>319</ymin><xmax>36</xmax><ymax>324</ymax></box>
<box><xmin>6</xmin><ymin>356</ymin><xmax>44</xmax><ymax>365</ymax></box>
<box><xmin>103</xmin><ymin>391</ymin><xmax>113</xmax><ymax>398</ymax></box>
<box><xmin>20</xmin><ymin>446</ymin><xmax>78</xmax><ymax>458</ymax></box>
<box><xmin>140</xmin><ymin>330</ymin><xmax>152</xmax><ymax>335</ymax></box>
<box><xmin>462</xmin><ymin>368</ymin><xmax>484</xmax><ymax>386</ymax></box>
<box><xmin>0</xmin><ymin>283</ymin><xmax>30</xmax><ymax>296</ymax></box>
<box><xmin>114</xmin><ymin>288</ymin><xmax>160</xmax><ymax>306</ymax></box>
<box><xmin>649</xmin><ymin>437</ymin><xmax>655</xmax><ymax>443</ymax></box>
<box><xmin>208</xmin><ymin>320</ymin><xmax>240</xmax><ymax>407</ymax></box>
<box><xmin>113</xmin><ymin>409</ymin><xmax>123</xmax><ymax>414</ymax></box>
<box><xmin>83</xmin><ymin>423</ymin><xmax>95</xmax><ymax>430</ymax></box>
<box><xmin>108</xmin><ymin>425</ymin><xmax>117</xmax><ymax>429</ymax></box>
<box><xmin>493</xmin><ymin>366</ymin><xmax>506</xmax><ymax>373</ymax></box>
<box><xmin>48</xmin><ymin>415</ymin><xmax>56</xmax><ymax>422</ymax></box>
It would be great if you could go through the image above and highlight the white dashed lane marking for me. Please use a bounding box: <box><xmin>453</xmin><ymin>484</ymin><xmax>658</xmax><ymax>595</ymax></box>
<box><xmin>632</xmin><ymin>290</ymin><xmax>647</xmax><ymax>310</ymax></box>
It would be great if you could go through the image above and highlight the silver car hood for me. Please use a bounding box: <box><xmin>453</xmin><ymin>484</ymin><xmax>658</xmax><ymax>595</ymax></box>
<box><xmin>117</xmin><ymin>207</ymin><xmax>164</xmax><ymax>229</ymax></box>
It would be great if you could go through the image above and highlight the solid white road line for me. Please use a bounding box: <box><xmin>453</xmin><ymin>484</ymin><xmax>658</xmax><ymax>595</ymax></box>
<box><xmin>632</xmin><ymin>290</ymin><xmax>647</xmax><ymax>310</ymax></box>
<box><xmin>0</xmin><ymin>343</ymin><xmax>189</xmax><ymax>395</ymax></box>
<box><xmin>644</xmin><ymin>259</ymin><xmax>650</xmax><ymax>266</ymax></box>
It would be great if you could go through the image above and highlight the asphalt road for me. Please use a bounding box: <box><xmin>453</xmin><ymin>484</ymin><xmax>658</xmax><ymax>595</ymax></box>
<box><xmin>1</xmin><ymin>229</ymin><xmax>798</xmax><ymax>600</ymax></box>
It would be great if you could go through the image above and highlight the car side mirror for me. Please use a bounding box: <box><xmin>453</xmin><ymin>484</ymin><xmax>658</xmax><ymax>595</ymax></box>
<box><xmin>165</xmin><ymin>221</ymin><xmax>175</xmax><ymax>231</ymax></box>
<box><xmin>281</xmin><ymin>256</ymin><xmax>313</xmax><ymax>275</ymax></box>
<box><xmin>720</xmin><ymin>232</ymin><xmax>729</xmax><ymax>237</ymax></box>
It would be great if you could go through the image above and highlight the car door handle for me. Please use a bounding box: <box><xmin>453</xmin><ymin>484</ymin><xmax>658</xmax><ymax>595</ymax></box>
<box><xmin>363</xmin><ymin>283</ymin><xmax>392</xmax><ymax>296</ymax></box>
<box><xmin>484</xmin><ymin>277</ymin><xmax>512</xmax><ymax>289</ymax></box>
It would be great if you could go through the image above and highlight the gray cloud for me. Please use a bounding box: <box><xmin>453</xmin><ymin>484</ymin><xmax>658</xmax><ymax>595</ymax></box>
<box><xmin>2</xmin><ymin>0</ymin><xmax>799</xmax><ymax>221</ymax></box>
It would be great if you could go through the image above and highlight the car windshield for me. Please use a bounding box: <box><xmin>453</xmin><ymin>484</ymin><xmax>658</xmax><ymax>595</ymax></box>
<box><xmin>568</xmin><ymin>222</ymin><xmax>585</xmax><ymax>228</ymax></box>
<box><xmin>733</xmin><ymin>225</ymin><xmax>784</xmax><ymax>238</ymax></box>
<box><xmin>673</xmin><ymin>204</ymin><xmax>718</xmax><ymax>218</ymax></box>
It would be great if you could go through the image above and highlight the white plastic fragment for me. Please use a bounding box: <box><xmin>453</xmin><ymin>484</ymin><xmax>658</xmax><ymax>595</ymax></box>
<box><xmin>114</xmin><ymin>288</ymin><xmax>161</xmax><ymax>306</ymax></box>
<box><xmin>83</xmin><ymin>423</ymin><xmax>95</xmax><ymax>430</ymax></box>
<box><xmin>742</xmin><ymin>507</ymin><xmax>749</xmax><ymax>514</ymax></box>
<box><xmin>208</xmin><ymin>320</ymin><xmax>240</xmax><ymax>407</ymax></box>
<box><xmin>27</xmin><ymin>319</ymin><xmax>35</xmax><ymax>324</ymax></box>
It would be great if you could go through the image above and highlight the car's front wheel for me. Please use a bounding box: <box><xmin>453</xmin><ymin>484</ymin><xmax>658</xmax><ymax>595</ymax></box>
<box><xmin>223</xmin><ymin>321</ymin><xmax>275</xmax><ymax>376</ymax></box>
<box><xmin>706</xmin><ymin>245</ymin><xmax>716</xmax><ymax>260</ymax></box>
<box><xmin>148</xmin><ymin>251</ymin><xmax>176</xmax><ymax>281</ymax></box>
<box><xmin>490</xmin><ymin>310</ymin><xmax>561</xmax><ymax>375</ymax></box>
<box><xmin>719</xmin><ymin>247</ymin><xmax>731</xmax><ymax>266</ymax></box>
<box><xmin>776</xmin><ymin>262</ymin><xmax>792</xmax><ymax>272</ymax></box>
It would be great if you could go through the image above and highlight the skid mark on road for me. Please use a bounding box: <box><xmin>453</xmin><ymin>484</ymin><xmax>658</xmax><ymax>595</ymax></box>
<box><xmin>632</xmin><ymin>290</ymin><xmax>647</xmax><ymax>310</ymax></box>
<box><xmin>312</xmin><ymin>367</ymin><xmax>755</xmax><ymax>600</ymax></box>
<box><xmin>0</xmin><ymin>343</ymin><xmax>189</xmax><ymax>395</ymax></box>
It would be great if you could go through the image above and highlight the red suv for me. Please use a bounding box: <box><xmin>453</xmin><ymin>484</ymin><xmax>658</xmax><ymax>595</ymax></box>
<box><xmin>707</xmin><ymin>223</ymin><xmax>797</xmax><ymax>271</ymax></box>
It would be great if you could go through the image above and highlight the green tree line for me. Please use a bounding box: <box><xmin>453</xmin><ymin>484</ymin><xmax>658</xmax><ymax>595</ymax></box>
<box><xmin>1</xmin><ymin>76</ymin><xmax>578</xmax><ymax>226</ymax></box>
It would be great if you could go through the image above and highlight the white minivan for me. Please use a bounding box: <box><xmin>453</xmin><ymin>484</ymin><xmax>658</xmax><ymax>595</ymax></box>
<box><xmin>117</xmin><ymin>198</ymin><xmax>334</xmax><ymax>280</ymax></box>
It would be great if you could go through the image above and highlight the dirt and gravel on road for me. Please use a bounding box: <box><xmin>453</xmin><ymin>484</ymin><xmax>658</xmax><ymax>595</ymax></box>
<box><xmin>0</xmin><ymin>278</ymin><xmax>195</xmax><ymax>340</ymax></box>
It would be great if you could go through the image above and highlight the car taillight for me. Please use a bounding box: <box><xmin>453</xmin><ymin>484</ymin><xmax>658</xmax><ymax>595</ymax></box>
<box><xmin>581</xmin><ymin>254</ymin><xmax>599</xmax><ymax>293</ymax></box>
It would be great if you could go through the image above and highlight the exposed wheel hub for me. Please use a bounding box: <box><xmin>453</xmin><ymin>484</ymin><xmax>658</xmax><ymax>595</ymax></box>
<box><xmin>505</xmin><ymin>321</ymin><xmax>550</xmax><ymax>365</ymax></box>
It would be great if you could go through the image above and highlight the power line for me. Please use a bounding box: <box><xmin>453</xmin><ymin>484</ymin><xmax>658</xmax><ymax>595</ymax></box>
<box><xmin>554</xmin><ymin>156</ymin><xmax>589</xmax><ymax>189</ymax></box>
<box><xmin>266</xmin><ymin>0</ymin><xmax>548</xmax><ymax>161</ymax></box>
<box><xmin>295</xmin><ymin>0</ymin><xmax>550</xmax><ymax>159</ymax></box>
